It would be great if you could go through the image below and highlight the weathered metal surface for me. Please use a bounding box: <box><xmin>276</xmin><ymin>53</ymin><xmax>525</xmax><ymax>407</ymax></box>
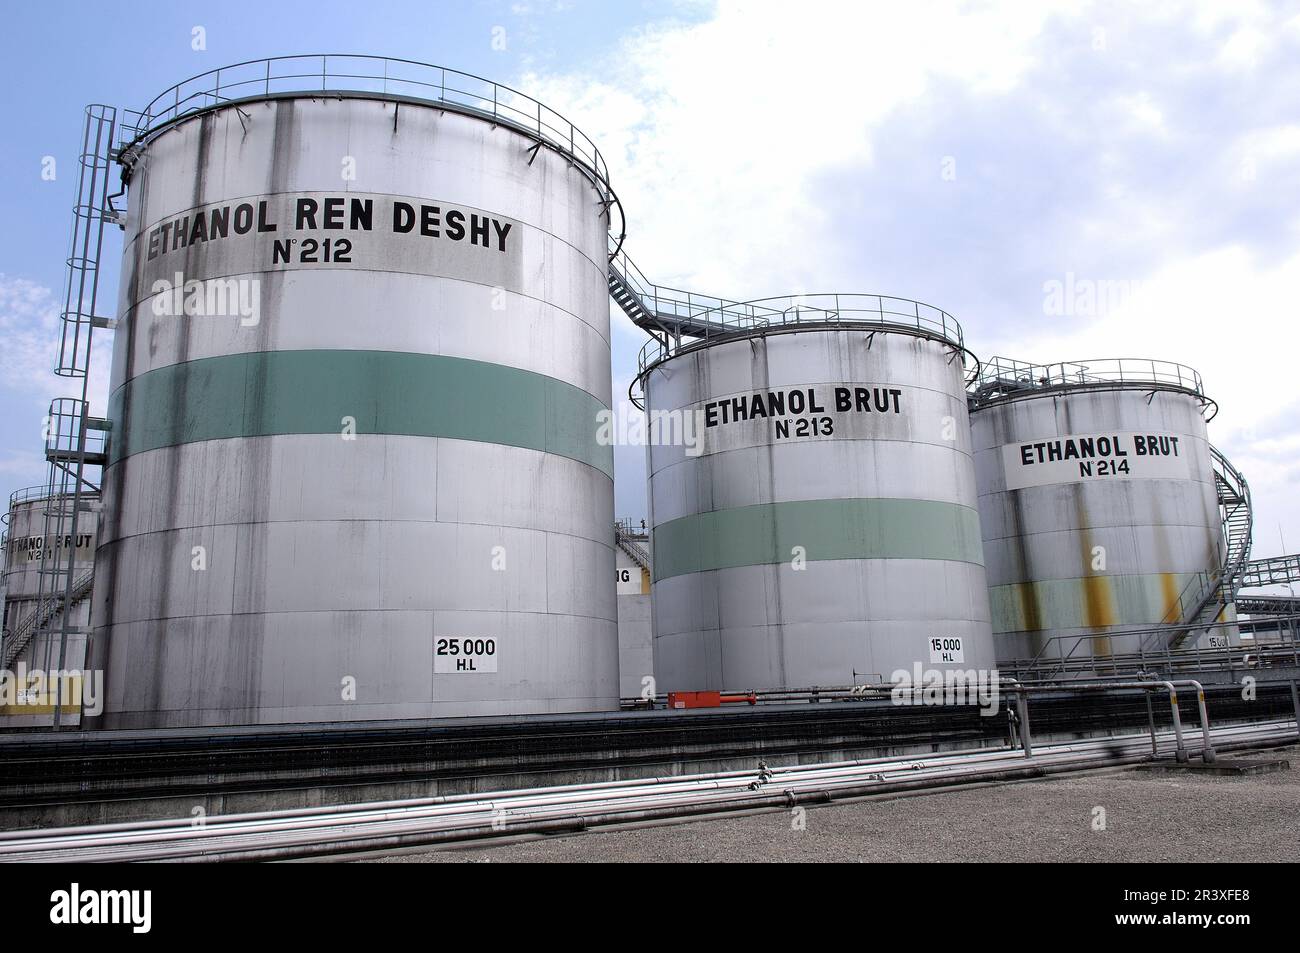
<box><xmin>971</xmin><ymin>383</ymin><xmax>1224</xmax><ymax>661</ymax></box>
<box><xmin>643</xmin><ymin>327</ymin><xmax>995</xmax><ymax>691</ymax></box>
<box><xmin>89</xmin><ymin>94</ymin><xmax>617</xmax><ymax>726</ymax></box>
<box><xmin>0</xmin><ymin>491</ymin><xmax>98</xmax><ymax>725</ymax></box>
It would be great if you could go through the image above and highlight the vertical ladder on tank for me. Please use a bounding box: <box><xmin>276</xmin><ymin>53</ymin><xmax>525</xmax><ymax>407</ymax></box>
<box><xmin>10</xmin><ymin>105</ymin><xmax>120</xmax><ymax>726</ymax></box>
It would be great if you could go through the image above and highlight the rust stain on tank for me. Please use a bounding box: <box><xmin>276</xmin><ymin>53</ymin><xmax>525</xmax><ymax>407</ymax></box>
<box><xmin>1016</xmin><ymin>581</ymin><xmax>1044</xmax><ymax>631</ymax></box>
<box><xmin>1158</xmin><ymin>571</ymin><xmax>1180</xmax><ymax>623</ymax></box>
<box><xmin>1082</xmin><ymin>574</ymin><xmax>1116</xmax><ymax>628</ymax></box>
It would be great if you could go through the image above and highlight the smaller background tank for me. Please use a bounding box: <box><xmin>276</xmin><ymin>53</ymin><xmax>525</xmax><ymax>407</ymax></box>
<box><xmin>969</xmin><ymin>357</ymin><xmax>1244</xmax><ymax>669</ymax></box>
<box><xmin>614</xmin><ymin>519</ymin><xmax>653</xmax><ymax>700</ymax></box>
<box><xmin>638</xmin><ymin>294</ymin><xmax>996</xmax><ymax>692</ymax></box>
<box><xmin>1</xmin><ymin>486</ymin><xmax>99</xmax><ymax>726</ymax></box>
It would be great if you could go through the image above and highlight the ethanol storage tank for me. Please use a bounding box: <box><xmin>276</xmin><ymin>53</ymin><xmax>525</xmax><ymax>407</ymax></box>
<box><xmin>88</xmin><ymin>57</ymin><xmax>619</xmax><ymax>727</ymax></box>
<box><xmin>1</xmin><ymin>486</ymin><xmax>99</xmax><ymax>725</ymax></box>
<box><xmin>969</xmin><ymin>357</ymin><xmax>1227</xmax><ymax>663</ymax></box>
<box><xmin>638</xmin><ymin>295</ymin><xmax>995</xmax><ymax>691</ymax></box>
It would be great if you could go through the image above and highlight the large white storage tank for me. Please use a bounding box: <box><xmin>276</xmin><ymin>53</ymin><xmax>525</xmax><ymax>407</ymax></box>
<box><xmin>88</xmin><ymin>57</ymin><xmax>620</xmax><ymax>727</ymax></box>
<box><xmin>969</xmin><ymin>357</ymin><xmax>1229</xmax><ymax>663</ymax></box>
<box><xmin>638</xmin><ymin>295</ymin><xmax>996</xmax><ymax>691</ymax></box>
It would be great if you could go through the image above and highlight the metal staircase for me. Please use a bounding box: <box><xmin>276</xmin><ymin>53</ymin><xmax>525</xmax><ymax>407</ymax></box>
<box><xmin>607</xmin><ymin>240</ymin><xmax>760</xmax><ymax>340</ymax></box>
<box><xmin>1</xmin><ymin>567</ymin><xmax>95</xmax><ymax>670</ymax></box>
<box><xmin>1152</xmin><ymin>445</ymin><xmax>1253</xmax><ymax>650</ymax></box>
<box><xmin>608</xmin><ymin>246</ymin><xmax>972</xmax><ymax>409</ymax></box>
<box><xmin>614</xmin><ymin>520</ymin><xmax>651</xmax><ymax>573</ymax></box>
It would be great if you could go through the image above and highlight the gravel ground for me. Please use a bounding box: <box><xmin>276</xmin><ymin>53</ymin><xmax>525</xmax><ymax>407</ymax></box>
<box><xmin>375</xmin><ymin>749</ymin><xmax>1300</xmax><ymax>863</ymax></box>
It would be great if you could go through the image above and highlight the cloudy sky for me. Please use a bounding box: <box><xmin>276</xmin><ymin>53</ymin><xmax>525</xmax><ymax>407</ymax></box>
<box><xmin>1</xmin><ymin>0</ymin><xmax>1297</xmax><ymax>560</ymax></box>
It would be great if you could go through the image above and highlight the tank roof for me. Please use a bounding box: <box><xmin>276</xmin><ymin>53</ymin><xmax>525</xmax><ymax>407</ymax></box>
<box><xmin>636</xmin><ymin>292</ymin><xmax>971</xmax><ymax>382</ymax></box>
<box><xmin>969</xmin><ymin>356</ymin><xmax>1215</xmax><ymax>418</ymax></box>
<box><xmin>117</xmin><ymin>54</ymin><xmax>623</xmax><ymax>248</ymax></box>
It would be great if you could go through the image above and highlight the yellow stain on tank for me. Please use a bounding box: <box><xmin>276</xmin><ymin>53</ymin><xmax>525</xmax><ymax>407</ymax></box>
<box><xmin>1082</xmin><ymin>574</ymin><xmax>1116</xmax><ymax>628</ymax></box>
<box><xmin>1158</xmin><ymin>572</ymin><xmax>1181</xmax><ymax>624</ymax></box>
<box><xmin>1016</xmin><ymin>581</ymin><xmax>1044</xmax><ymax>631</ymax></box>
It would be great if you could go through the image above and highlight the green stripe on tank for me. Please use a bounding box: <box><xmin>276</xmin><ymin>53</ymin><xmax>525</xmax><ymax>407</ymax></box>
<box><xmin>652</xmin><ymin>498</ymin><xmax>984</xmax><ymax>582</ymax></box>
<box><xmin>988</xmin><ymin>572</ymin><xmax>1205</xmax><ymax>634</ymax></box>
<box><xmin>107</xmin><ymin>350</ymin><xmax>613</xmax><ymax>477</ymax></box>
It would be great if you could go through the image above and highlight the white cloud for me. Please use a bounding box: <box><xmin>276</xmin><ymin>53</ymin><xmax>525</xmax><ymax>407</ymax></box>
<box><xmin>517</xmin><ymin>0</ymin><xmax>1300</xmax><ymax>551</ymax></box>
<box><xmin>982</xmin><ymin>245</ymin><xmax>1300</xmax><ymax>558</ymax></box>
<box><xmin>522</xmin><ymin>0</ymin><xmax>1081</xmax><ymax>294</ymax></box>
<box><xmin>0</xmin><ymin>273</ymin><xmax>112</xmax><ymax>446</ymax></box>
<box><xmin>0</xmin><ymin>450</ymin><xmax>47</xmax><ymax>496</ymax></box>
<box><xmin>0</xmin><ymin>274</ymin><xmax>61</xmax><ymax>402</ymax></box>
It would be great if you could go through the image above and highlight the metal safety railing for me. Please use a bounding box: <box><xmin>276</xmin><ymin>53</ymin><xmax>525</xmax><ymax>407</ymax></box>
<box><xmin>1239</xmin><ymin>553</ymin><xmax>1300</xmax><ymax>589</ymax></box>
<box><xmin>5</xmin><ymin>484</ymin><xmax>69</xmax><ymax>510</ymax></box>
<box><xmin>969</xmin><ymin>356</ymin><xmax>1215</xmax><ymax>418</ymax></box>
<box><xmin>116</xmin><ymin>54</ymin><xmax>624</xmax><ymax>252</ymax></box>
<box><xmin>1237</xmin><ymin>595</ymin><xmax>1300</xmax><ymax>615</ymax></box>
<box><xmin>634</xmin><ymin>292</ymin><xmax>971</xmax><ymax>379</ymax></box>
<box><xmin>1007</xmin><ymin>615</ymin><xmax>1300</xmax><ymax>682</ymax></box>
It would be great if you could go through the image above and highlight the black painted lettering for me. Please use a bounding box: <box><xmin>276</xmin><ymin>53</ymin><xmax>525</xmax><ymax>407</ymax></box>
<box><xmin>323</xmin><ymin>198</ymin><xmax>345</xmax><ymax>229</ymax></box>
<box><xmin>295</xmin><ymin>198</ymin><xmax>319</xmax><ymax>230</ymax></box>
<box><xmin>469</xmin><ymin>214</ymin><xmax>490</xmax><ymax>247</ymax></box>
<box><xmin>493</xmin><ymin>220</ymin><xmax>512</xmax><ymax>252</ymax></box>
<box><xmin>445</xmin><ymin>209</ymin><xmax>465</xmax><ymax>241</ymax></box>
<box><xmin>256</xmin><ymin>200</ymin><xmax>277</xmax><ymax>232</ymax></box>
<box><xmin>350</xmin><ymin>198</ymin><xmax>373</xmax><ymax>231</ymax></box>
<box><xmin>420</xmin><ymin>205</ymin><xmax>440</xmax><ymax>237</ymax></box>
<box><xmin>209</xmin><ymin>206</ymin><xmax>229</xmax><ymax>239</ymax></box>
<box><xmin>393</xmin><ymin>202</ymin><xmax>415</xmax><ymax>233</ymax></box>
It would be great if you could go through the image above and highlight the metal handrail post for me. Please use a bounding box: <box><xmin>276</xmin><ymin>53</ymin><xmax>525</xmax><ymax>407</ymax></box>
<box><xmin>1178</xmin><ymin>679</ymin><xmax>1215</xmax><ymax>763</ymax></box>
<box><xmin>1167</xmin><ymin>685</ymin><xmax>1188</xmax><ymax>762</ymax></box>
<box><xmin>1015</xmin><ymin>691</ymin><xmax>1032</xmax><ymax>758</ymax></box>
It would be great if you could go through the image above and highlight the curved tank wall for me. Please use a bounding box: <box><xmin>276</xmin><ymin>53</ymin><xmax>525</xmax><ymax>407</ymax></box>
<box><xmin>641</xmin><ymin>325</ymin><xmax>995</xmax><ymax>691</ymax></box>
<box><xmin>88</xmin><ymin>90</ymin><xmax>618</xmax><ymax>727</ymax></box>
<box><xmin>970</xmin><ymin>374</ymin><xmax>1224</xmax><ymax>662</ymax></box>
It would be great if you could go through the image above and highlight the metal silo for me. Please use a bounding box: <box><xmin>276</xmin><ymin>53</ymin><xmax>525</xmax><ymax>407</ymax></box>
<box><xmin>637</xmin><ymin>295</ymin><xmax>996</xmax><ymax>692</ymax></box>
<box><xmin>1</xmin><ymin>487</ymin><xmax>99</xmax><ymax>724</ymax></box>
<box><xmin>87</xmin><ymin>57</ymin><xmax>620</xmax><ymax>727</ymax></box>
<box><xmin>969</xmin><ymin>357</ymin><xmax>1243</xmax><ymax>666</ymax></box>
